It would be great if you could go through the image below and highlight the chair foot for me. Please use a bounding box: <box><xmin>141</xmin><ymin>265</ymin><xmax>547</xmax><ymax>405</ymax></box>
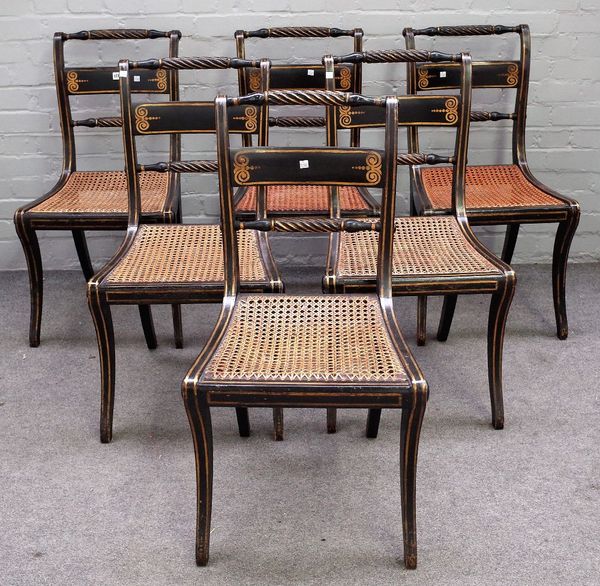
<box><xmin>365</xmin><ymin>409</ymin><xmax>382</xmax><ymax>438</ymax></box>
<box><xmin>416</xmin><ymin>296</ymin><xmax>427</xmax><ymax>346</ymax></box>
<box><xmin>138</xmin><ymin>305</ymin><xmax>157</xmax><ymax>350</ymax></box>
<box><xmin>14</xmin><ymin>211</ymin><xmax>43</xmax><ymax>347</ymax></box>
<box><xmin>88</xmin><ymin>288</ymin><xmax>116</xmax><ymax>444</ymax></box>
<box><xmin>400</xmin><ymin>383</ymin><xmax>427</xmax><ymax>570</ymax></box>
<box><xmin>182</xmin><ymin>384</ymin><xmax>213</xmax><ymax>568</ymax></box>
<box><xmin>552</xmin><ymin>207</ymin><xmax>580</xmax><ymax>340</ymax></box>
<box><xmin>436</xmin><ymin>295</ymin><xmax>457</xmax><ymax>342</ymax></box>
<box><xmin>487</xmin><ymin>277</ymin><xmax>516</xmax><ymax>430</ymax></box>
<box><xmin>273</xmin><ymin>408</ymin><xmax>284</xmax><ymax>441</ymax></box>
<box><xmin>326</xmin><ymin>408</ymin><xmax>337</xmax><ymax>433</ymax></box>
<box><xmin>172</xmin><ymin>304</ymin><xmax>183</xmax><ymax>348</ymax></box>
<box><xmin>235</xmin><ymin>407</ymin><xmax>250</xmax><ymax>437</ymax></box>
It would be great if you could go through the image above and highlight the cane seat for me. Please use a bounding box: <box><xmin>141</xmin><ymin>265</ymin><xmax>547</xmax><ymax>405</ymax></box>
<box><xmin>104</xmin><ymin>224</ymin><xmax>269</xmax><ymax>286</ymax></box>
<box><xmin>202</xmin><ymin>294</ymin><xmax>409</xmax><ymax>384</ymax></box>
<box><xmin>419</xmin><ymin>165</ymin><xmax>564</xmax><ymax>211</ymax></box>
<box><xmin>29</xmin><ymin>171</ymin><xmax>170</xmax><ymax>215</ymax></box>
<box><xmin>336</xmin><ymin>216</ymin><xmax>501</xmax><ymax>279</ymax></box>
<box><xmin>235</xmin><ymin>185</ymin><xmax>373</xmax><ymax>214</ymax></box>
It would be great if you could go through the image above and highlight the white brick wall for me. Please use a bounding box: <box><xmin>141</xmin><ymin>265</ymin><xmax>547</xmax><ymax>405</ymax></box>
<box><xmin>0</xmin><ymin>1</ymin><xmax>598</xmax><ymax>269</ymax></box>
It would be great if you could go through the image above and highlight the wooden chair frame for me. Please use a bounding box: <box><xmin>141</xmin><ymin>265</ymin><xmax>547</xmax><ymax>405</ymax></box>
<box><xmin>87</xmin><ymin>56</ymin><xmax>282</xmax><ymax>443</ymax></box>
<box><xmin>13</xmin><ymin>28</ymin><xmax>182</xmax><ymax>348</ymax></box>
<box><xmin>233</xmin><ymin>26</ymin><xmax>380</xmax><ymax>219</ymax></box>
<box><xmin>323</xmin><ymin>50</ymin><xmax>516</xmax><ymax>432</ymax></box>
<box><xmin>181</xmin><ymin>88</ymin><xmax>429</xmax><ymax>568</ymax></box>
<box><xmin>404</xmin><ymin>24</ymin><xmax>580</xmax><ymax>341</ymax></box>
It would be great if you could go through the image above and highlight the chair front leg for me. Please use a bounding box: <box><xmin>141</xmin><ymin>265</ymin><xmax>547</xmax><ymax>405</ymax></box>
<box><xmin>552</xmin><ymin>206</ymin><xmax>580</xmax><ymax>340</ymax></box>
<box><xmin>87</xmin><ymin>289</ymin><xmax>116</xmax><ymax>443</ymax></box>
<box><xmin>416</xmin><ymin>296</ymin><xmax>427</xmax><ymax>346</ymax></box>
<box><xmin>326</xmin><ymin>408</ymin><xmax>337</xmax><ymax>433</ymax></box>
<box><xmin>436</xmin><ymin>294</ymin><xmax>458</xmax><ymax>342</ymax></box>
<box><xmin>235</xmin><ymin>407</ymin><xmax>251</xmax><ymax>437</ymax></box>
<box><xmin>138</xmin><ymin>305</ymin><xmax>158</xmax><ymax>350</ymax></box>
<box><xmin>272</xmin><ymin>408</ymin><xmax>284</xmax><ymax>441</ymax></box>
<box><xmin>487</xmin><ymin>277</ymin><xmax>516</xmax><ymax>430</ymax></box>
<box><xmin>71</xmin><ymin>229</ymin><xmax>95</xmax><ymax>281</ymax></box>
<box><xmin>400</xmin><ymin>386</ymin><xmax>427</xmax><ymax>570</ymax></box>
<box><xmin>366</xmin><ymin>408</ymin><xmax>382</xmax><ymax>438</ymax></box>
<box><xmin>182</xmin><ymin>385</ymin><xmax>214</xmax><ymax>566</ymax></box>
<box><xmin>171</xmin><ymin>304</ymin><xmax>184</xmax><ymax>349</ymax></box>
<box><xmin>501</xmin><ymin>223</ymin><xmax>520</xmax><ymax>264</ymax></box>
<box><xmin>14</xmin><ymin>213</ymin><xmax>43</xmax><ymax>347</ymax></box>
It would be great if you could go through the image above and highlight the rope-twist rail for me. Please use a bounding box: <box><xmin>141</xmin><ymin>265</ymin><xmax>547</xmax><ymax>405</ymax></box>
<box><xmin>269</xmin><ymin>116</ymin><xmax>326</xmax><ymax>128</ymax></box>
<box><xmin>63</xmin><ymin>29</ymin><xmax>176</xmax><ymax>41</ymax></box>
<box><xmin>239</xmin><ymin>27</ymin><xmax>357</xmax><ymax>39</ymax></box>
<box><xmin>129</xmin><ymin>57</ymin><xmax>262</xmax><ymax>70</ymax></box>
<box><xmin>398</xmin><ymin>153</ymin><xmax>455</xmax><ymax>165</ymax></box>
<box><xmin>331</xmin><ymin>50</ymin><xmax>462</xmax><ymax>64</ymax></box>
<box><xmin>407</xmin><ymin>25</ymin><xmax>521</xmax><ymax>36</ymax></box>
<box><xmin>231</xmin><ymin>90</ymin><xmax>385</xmax><ymax>108</ymax></box>
<box><xmin>236</xmin><ymin>217</ymin><xmax>381</xmax><ymax>233</ymax></box>
<box><xmin>138</xmin><ymin>160</ymin><xmax>218</xmax><ymax>173</ymax></box>
<box><xmin>72</xmin><ymin>117</ymin><xmax>122</xmax><ymax>128</ymax></box>
<box><xmin>470</xmin><ymin>111</ymin><xmax>516</xmax><ymax>122</ymax></box>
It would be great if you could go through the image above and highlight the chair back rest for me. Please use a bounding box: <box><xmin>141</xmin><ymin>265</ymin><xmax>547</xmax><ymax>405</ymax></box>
<box><xmin>54</xmin><ymin>29</ymin><xmax>181</xmax><ymax>173</ymax></box>
<box><xmin>235</xmin><ymin>27</ymin><xmax>363</xmax><ymax>144</ymax></box>
<box><xmin>403</xmin><ymin>24</ymin><xmax>530</xmax><ymax>165</ymax></box>
<box><xmin>119</xmin><ymin>57</ymin><xmax>270</xmax><ymax>227</ymax></box>
<box><xmin>323</xmin><ymin>51</ymin><xmax>472</xmax><ymax>218</ymax></box>
<box><xmin>216</xmin><ymin>89</ymin><xmax>399</xmax><ymax>300</ymax></box>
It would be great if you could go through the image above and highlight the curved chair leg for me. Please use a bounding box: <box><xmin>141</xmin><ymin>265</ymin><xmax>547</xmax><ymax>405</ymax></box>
<box><xmin>416</xmin><ymin>296</ymin><xmax>427</xmax><ymax>346</ymax></box>
<box><xmin>501</xmin><ymin>223</ymin><xmax>520</xmax><ymax>264</ymax></box>
<box><xmin>172</xmin><ymin>304</ymin><xmax>184</xmax><ymax>349</ymax></box>
<box><xmin>273</xmin><ymin>408</ymin><xmax>284</xmax><ymax>441</ymax></box>
<box><xmin>552</xmin><ymin>207</ymin><xmax>580</xmax><ymax>340</ymax></box>
<box><xmin>14</xmin><ymin>214</ymin><xmax>43</xmax><ymax>347</ymax></box>
<box><xmin>436</xmin><ymin>294</ymin><xmax>458</xmax><ymax>342</ymax></box>
<box><xmin>71</xmin><ymin>229</ymin><xmax>95</xmax><ymax>281</ymax></box>
<box><xmin>235</xmin><ymin>407</ymin><xmax>250</xmax><ymax>437</ymax></box>
<box><xmin>400</xmin><ymin>387</ymin><xmax>427</xmax><ymax>570</ymax></box>
<box><xmin>366</xmin><ymin>408</ymin><xmax>382</xmax><ymax>439</ymax></box>
<box><xmin>138</xmin><ymin>305</ymin><xmax>157</xmax><ymax>350</ymax></box>
<box><xmin>88</xmin><ymin>290</ymin><xmax>116</xmax><ymax>443</ymax></box>
<box><xmin>326</xmin><ymin>408</ymin><xmax>337</xmax><ymax>433</ymax></box>
<box><xmin>487</xmin><ymin>277</ymin><xmax>516</xmax><ymax>430</ymax></box>
<box><xmin>182</xmin><ymin>386</ymin><xmax>213</xmax><ymax>566</ymax></box>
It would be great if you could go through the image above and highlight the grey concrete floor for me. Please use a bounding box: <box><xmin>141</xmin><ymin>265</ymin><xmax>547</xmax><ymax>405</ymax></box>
<box><xmin>1</xmin><ymin>263</ymin><xmax>599</xmax><ymax>585</ymax></box>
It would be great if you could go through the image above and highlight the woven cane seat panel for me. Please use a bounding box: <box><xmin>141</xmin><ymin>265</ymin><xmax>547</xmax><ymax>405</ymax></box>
<box><xmin>30</xmin><ymin>171</ymin><xmax>169</xmax><ymax>214</ymax></box>
<box><xmin>338</xmin><ymin>217</ymin><xmax>500</xmax><ymax>278</ymax></box>
<box><xmin>236</xmin><ymin>185</ymin><xmax>369</xmax><ymax>213</ymax></box>
<box><xmin>204</xmin><ymin>295</ymin><xmax>409</xmax><ymax>384</ymax></box>
<box><xmin>420</xmin><ymin>165</ymin><xmax>562</xmax><ymax>210</ymax></box>
<box><xmin>106</xmin><ymin>225</ymin><xmax>267</xmax><ymax>284</ymax></box>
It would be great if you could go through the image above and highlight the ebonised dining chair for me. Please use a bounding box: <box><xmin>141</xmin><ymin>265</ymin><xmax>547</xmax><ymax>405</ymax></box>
<box><xmin>182</xmin><ymin>87</ymin><xmax>428</xmax><ymax>568</ymax></box>
<box><xmin>323</xmin><ymin>49</ymin><xmax>516</xmax><ymax>434</ymax></box>
<box><xmin>404</xmin><ymin>24</ymin><xmax>579</xmax><ymax>342</ymax></box>
<box><xmin>14</xmin><ymin>28</ymin><xmax>182</xmax><ymax>348</ymax></box>
<box><xmin>87</xmin><ymin>56</ymin><xmax>282</xmax><ymax>443</ymax></box>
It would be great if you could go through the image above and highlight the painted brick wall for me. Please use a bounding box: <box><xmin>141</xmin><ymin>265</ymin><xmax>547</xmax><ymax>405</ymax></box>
<box><xmin>0</xmin><ymin>1</ymin><xmax>598</xmax><ymax>270</ymax></box>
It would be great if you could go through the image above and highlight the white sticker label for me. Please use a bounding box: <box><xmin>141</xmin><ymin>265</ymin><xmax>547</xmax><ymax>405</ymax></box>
<box><xmin>299</xmin><ymin>160</ymin><xmax>309</xmax><ymax>169</ymax></box>
<box><xmin>307</xmin><ymin>69</ymin><xmax>315</xmax><ymax>76</ymax></box>
<box><xmin>325</xmin><ymin>71</ymin><xmax>334</xmax><ymax>79</ymax></box>
<box><xmin>133</xmin><ymin>75</ymin><xmax>141</xmax><ymax>82</ymax></box>
<box><xmin>439</xmin><ymin>71</ymin><xmax>447</xmax><ymax>78</ymax></box>
<box><xmin>119</xmin><ymin>70</ymin><xmax>127</xmax><ymax>78</ymax></box>
<box><xmin>112</xmin><ymin>71</ymin><xmax>119</xmax><ymax>80</ymax></box>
